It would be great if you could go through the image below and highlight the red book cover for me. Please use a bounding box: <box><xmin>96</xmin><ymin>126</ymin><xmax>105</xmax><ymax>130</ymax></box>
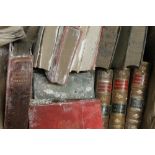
<box><xmin>29</xmin><ymin>99</ymin><xmax>103</xmax><ymax>129</ymax></box>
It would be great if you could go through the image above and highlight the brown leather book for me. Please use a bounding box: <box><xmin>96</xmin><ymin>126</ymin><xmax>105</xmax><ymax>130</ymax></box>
<box><xmin>96</xmin><ymin>69</ymin><xmax>113</xmax><ymax>128</ymax></box>
<box><xmin>0</xmin><ymin>46</ymin><xmax>9</xmax><ymax>128</ymax></box>
<box><xmin>4</xmin><ymin>40</ymin><xmax>33</xmax><ymax>129</ymax></box>
<box><xmin>125</xmin><ymin>62</ymin><xmax>150</xmax><ymax>129</ymax></box>
<box><xmin>109</xmin><ymin>68</ymin><xmax>130</xmax><ymax>129</ymax></box>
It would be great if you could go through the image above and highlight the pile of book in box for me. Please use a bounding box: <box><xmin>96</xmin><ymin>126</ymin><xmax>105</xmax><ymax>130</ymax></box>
<box><xmin>0</xmin><ymin>26</ymin><xmax>153</xmax><ymax>129</ymax></box>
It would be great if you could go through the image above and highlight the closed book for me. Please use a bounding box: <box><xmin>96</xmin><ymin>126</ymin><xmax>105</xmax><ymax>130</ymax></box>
<box><xmin>96</xmin><ymin>26</ymin><xmax>121</xmax><ymax>69</ymax></box>
<box><xmin>0</xmin><ymin>46</ymin><xmax>9</xmax><ymax>128</ymax></box>
<box><xmin>33</xmin><ymin>26</ymin><xmax>61</xmax><ymax>70</ymax></box>
<box><xmin>0</xmin><ymin>26</ymin><xmax>26</xmax><ymax>47</ymax></box>
<box><xmin>125</xmin><ymin>62</ymin><xmax>150</xmax><ymax>129</ymax></box>
<box><xmin>109</xmin><ymin>68</ymin><xmax>130</xmax><ymax>129</ymax></box>
<box><xmin>46</xmin><ymin>26</ymin><xmax>81</xmax><ymax>84</ymax></box>
<box><xmin>124</xmin><ymin>27</ymin><xmax>147</xmax><ymax>67</ymax></box>
<box><xmin>112</xmin><ymin>26</ymin><xmax>131</xmax><ymax>68</ymax></box>
<box><xmin>70</xmin><ymin>26</ymin><xmax>89</xmax><ymax>72</ymax></box>
<box><xmin>96</xmin><ymin>69</ymin><xmax>113</xmax><ymax>128</ymax></box>
<box><xmin>4</xmin><ymin>41</ymin><xmax>33</xmax><ymax>129</ymax></box>
<box><xmin>29</xmin><ymin>99</ymin><xmax>103</xmax><ymax>129</ymax></box>
<box><xmin>78</xmin><ymin>26</ymin><xmax>102</xmax><ymax>71</ymax></box>
<box><xmin>33</xmin><ymin>71</ymin><xmax>95</xmax><ymax>100</ymax></box>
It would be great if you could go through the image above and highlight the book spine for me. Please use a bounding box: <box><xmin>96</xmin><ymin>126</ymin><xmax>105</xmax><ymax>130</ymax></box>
<box><xmin>0</xmin><ymin>46</ymin><xmax>9</xmax><ymax>128</ymax></box>
<box><xmin>109</xmin><ymin>68</ymin><xmax>130</xmax><ymax>129</ymax></box>
<box><xmin>96</xmin><ymin>69</ymin><xmax>113</xmax><ymax>128</ymax></box>
<box><xmin>125</xmin><ymin>62</ymin><xmax>150</xmax><ymax>129</ymax></box>
<box><xmin>4</xmin><ymin>56</ymin><xmax>33</xmax><ymax>129</ymax></box>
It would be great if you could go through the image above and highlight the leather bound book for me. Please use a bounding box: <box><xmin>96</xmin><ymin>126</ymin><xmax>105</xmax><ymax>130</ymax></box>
<box><xmin>78</xmin><ymin>26</ymin><xmax>102</xmax><ymax>71</ymax></box>
<box><xmin>29</xmin><ymin>99</ymin><xmax>103</xmax><ymax>129</ymax></box>
<box><xmin>33</xmin><ymin>26</ymin><xmax>61</xmax><ymax>70</ymax></box>
<box><xmin>33</xmin><ymin>71</ymin><xmax>95</xmax><ymax>100</ymax></box>
<box><xmin>4</xmin><ymin>41</ymin><xmax>33</xmax><ymax>129</ymax></box>
<box><xmin>70</xmin><ymin>26</ymin><xmax>89</xmax><ymax>72</ymax></box>
<box><xmin>109</xmin><ymin>68</ymin><xmax>130</xmax><ymax>129</ymax></box>
<box><xmin>125</xmin><ymin>62</ymin><xmax>150</xmax><ymax>129</ymax></box>
<box><xmin>46</xmin><ymin>26</ymin><xmax>81</xmax><ymax>84</ymax></box>
<box><xmin>96</xmin><ymin>69</ymin><xmax>113</xmax><ymax>128</ymax></box>
<box><xmin>0</xmin><ymin>26</ymin><xmax>26</xmax><ymax>47</ymax></box>
<box><xmin>0</xmin><ymin>46</ymin><xmax>9</xmax><ymax>128</ymax></box>
<box><xmin>96</xmin><ymin>26</ymin><xmax>121</xmax><ymax>69</ymax></box>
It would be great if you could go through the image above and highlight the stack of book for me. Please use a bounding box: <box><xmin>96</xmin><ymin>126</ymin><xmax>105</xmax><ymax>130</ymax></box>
<box><xmin>0</xmin><ymin>26</ymin><xmax>152</xmax><ymax>129</ymax></box>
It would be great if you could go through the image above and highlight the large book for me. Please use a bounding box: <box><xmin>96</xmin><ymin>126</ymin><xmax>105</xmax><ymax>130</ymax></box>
<box><xmin>0</xmin><ymin>46</ymin><xmax>9</xmax><ymax>128</ymax></box>
<box><xmin>96</xmin><ymin>26</ymin><xmax>121</xmax><ymax>69</ymax></box>
<box><xmin>29</xmin><ymin>99</ymin><xmax>103</xmax><ymax>129</ymax></box>
<box><xmin>4</xmin><ymin>41</ymin><xmax>33</xmax><ymax>129</ymax></box>
<box><xmin>125</xmin><ymin>62</ymin><xmax>150</xmax><ymax>129</ymax></box>
<box><xmin>33</xmin><ymin>71</ymin><xmax>95</xmax><ymax>100</ymax></box>
<box><xmin>0</xmin><ymin>26</ymin><xmax>26</xmax><ymax>47</ymax></box>
<box><xmin>96</xmin><ymin>69</ymin><xmax>113</xmax><ymax>128</ymax></box>
<box><xmin>109</xmin><ymin>68</ymin><xmax>130</xmax><ymax>129</ymax></box>
<box><xmin>46</xmin><ymin>26</ymin><xmax>81</xmax><ymax>84</ymax></box>
<box><xmin>124</xmin><ymin>27</ymin><xmax>147</xmax><ymax>67</ymax></box>
<box><xmin>33</xmin><ymin>26</ymin><xmax>61</xmax><ymax>70</ymax></box>
<box><xmin>77</xmin><ymin>26</ymin><xmax>102</xmax><ymax>71</ymax></box>
<box><xmin>112</xmin><ymin>27</ymin><xmax>147</xmax><ymax>68</ymax></box>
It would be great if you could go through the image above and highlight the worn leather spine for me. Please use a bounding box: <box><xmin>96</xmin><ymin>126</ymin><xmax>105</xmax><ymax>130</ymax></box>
<box><xmin>125</xmin><ymin>62</ymin><xmax>150</xmax><ymax>129</ymax></box>
<box><xmin>109</xmin><ymin>68</ymin><xmax>130</xmax><ymax>129</ymax></box>
<box><xmin>0</xmin><ymin>46</ymin><xmax>9</xmax><ymax>128</ymax></box>
<box><xmin>96</xmin><ymin>69</ymin><xmax>113</xmax><ymax>128</ymax></box>
<box><xmin>4</xmin><ymin>41</ymin><xmax>33</xmax><ymax>129</ymax></box>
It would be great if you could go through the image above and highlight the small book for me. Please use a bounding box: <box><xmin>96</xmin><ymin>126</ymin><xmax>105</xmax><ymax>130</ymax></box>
<box><xmin>109</xmin><ymin>68</ymin><xmax>130</xmax><ymax>129</ymax></box>
<box><xmin>4</xmin><ymin>40</ymin><xmax>33</xmax><ymax>129</ymax></box>
<box><xmin>29</xmin><ymin>99</ymin><xmax>103</xmax><ymax>129</ymax></box>
<box><xmin>125</xmin><ymin>62</ymin><xmax>150</xmax><ymax>129</ymax></box>
<box><xmin>96</xmin><ymin>69</ymin><xmax>113</xmax><ymax>128</ymax></box>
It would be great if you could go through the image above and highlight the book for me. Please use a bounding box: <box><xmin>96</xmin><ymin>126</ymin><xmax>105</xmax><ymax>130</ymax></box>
<box><xmin>70</xmin><ymin>26</ymin><xmax>89</xmax><ymax>72</ymax></box>
<box><xmin>46</xmin><ymin>26</ymin><xmax>81</xmax><ymax>84</ymax></box>
<box><xmin>77</xmin><ymin>26</ymin><xmax>102</xmax><ymax>71</ymax></box>
<box><xmin>125</xmin><ymin>62</ymin><xmax>150</xmax><ymax>128</ymax></box>
<box><xmin>96</xmin><ymin>26</ymin><xmax>121</xmax><ymax>69</ymax></box>
<box><xmin>0</xmin><ymin>46</ymin><xmax>9</xmax><ymax>128</ymax></box>
<box><xmin>0</xmin><ymin>26</ymin><xmax>26</xmax><ymax>47</ymax></box>
<box><xmin>33</xmin><ymin>26</ymin><xmax>61</xmax><ymax>70</ymax></box>
<box><xmin>124</xmin><ymin>27</ymin><xmax>147</xmax><ymax>67</ymax></box>
<box><xmin>109</xmin><ymin>68</ymin><xmax>130</xmax><ymax>129</ymax></box>
<box><xmin>33</xmin><ymin>71</ymin><xmax>95</xmax><ymax>100</ymax></box>
<box><xmin>112</xmin><ymin>26</ymin><xmax>131</xmax><ymax>68</ymax></box>
<box><xmin>4</xmin><ymin>40</ymin><xmax>33</xmax><ymax>129</ymax></box>
<box><xmin>29</xmin><ymin>99</ymin><xmax>103</xmax><ymax>129</ymax></box>
<box><xmin>96</xmin><ymin>69</ymin><xmax>113</xmax><ymax>128</ymax></box>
